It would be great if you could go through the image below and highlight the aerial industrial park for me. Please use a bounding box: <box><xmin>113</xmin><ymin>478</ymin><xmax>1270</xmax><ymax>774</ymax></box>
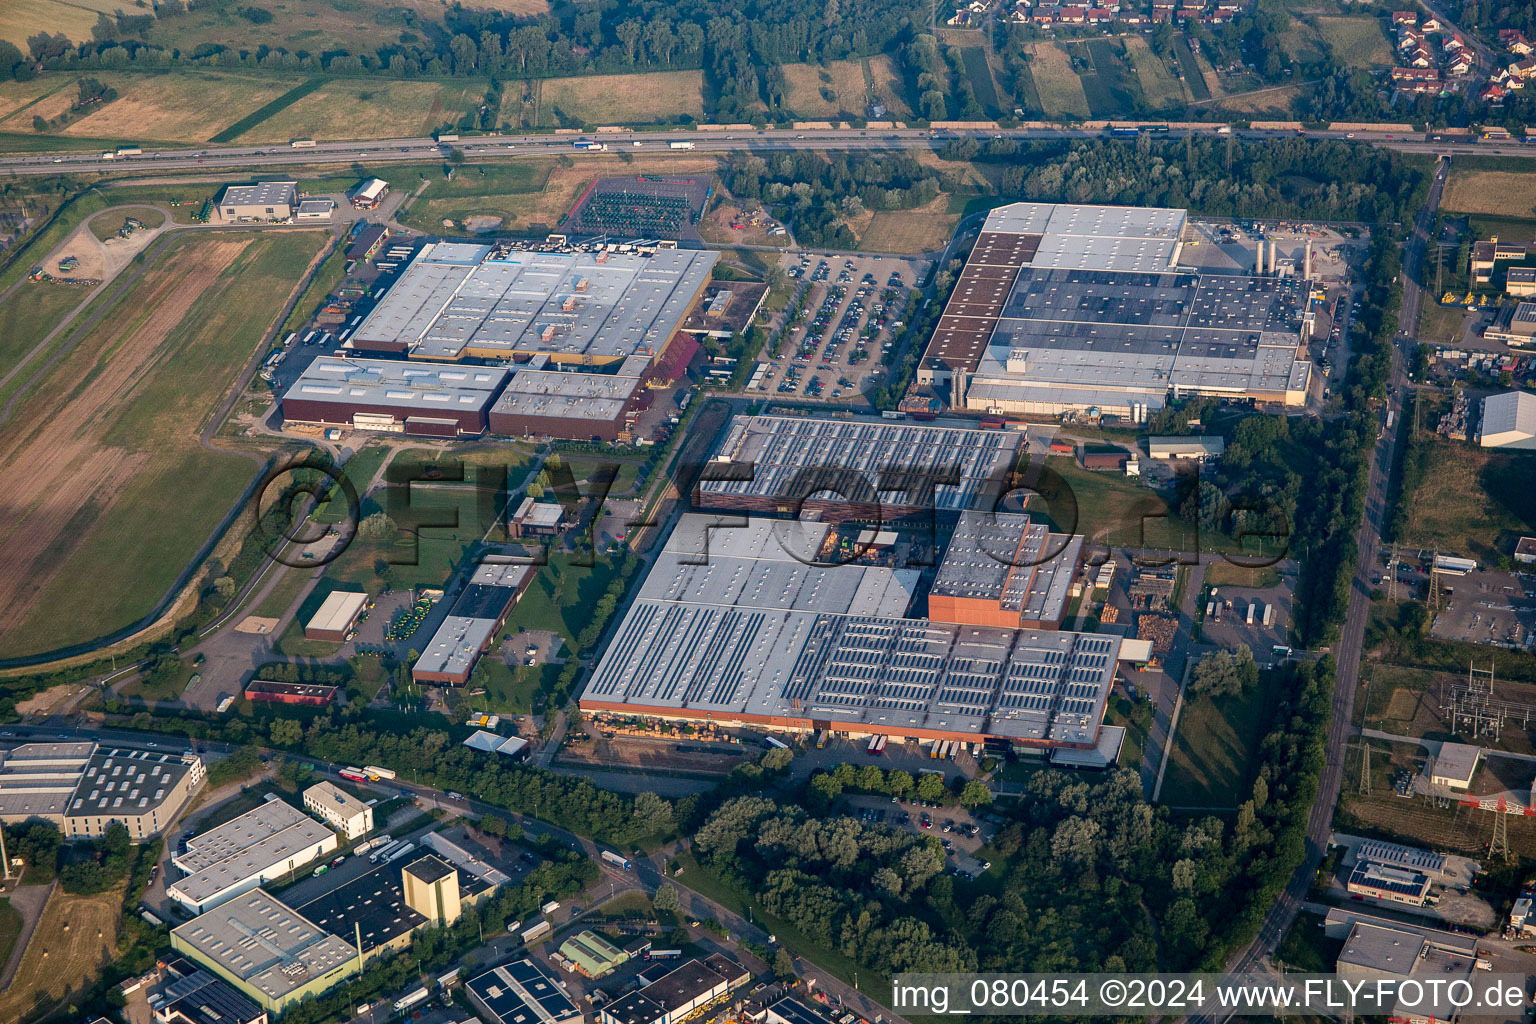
<box><xmin>8</xmin><ymin>23</ymin><xmax>1536</xmax><ymax>1022</ymax></box>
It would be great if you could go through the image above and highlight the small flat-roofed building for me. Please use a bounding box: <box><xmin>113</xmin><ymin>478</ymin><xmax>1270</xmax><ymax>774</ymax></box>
<box><xmin>1336</xmin><ymin>920</ymin><xmax>1478</xmax><ymax>1024</ymax></box>
<box><xmin>1516</xmin><ymin>536</ymin><xmax>1536</xmax><ymax>564</ymax></box>
<box><xmin>413</xmin><ymin>563</ymin><xmax>533</xmax><ymax>686</ymax></box>
<box><xmin>560</xmin><ymin>931</ymin><xmax>629</xmax><ymax>978</ymax></box>
<box><xmin>598</xmin><ymin>959</ymin><xmax>735</xmax><ymax>1024</ymax></box>
<box><xmin>218</xmin><ymin>181</ymin><xmax>297</xmax><ymax>223</ymax></box>
<box><xmin>509</xmin><ymin>497</ymin><xmax>567</xmax><ymax>538</ymax></box>
<box><xmin>466</xmin><ymin>959</ymin><xmax>583</xmax><ymax>1024</ymax></box>
<box><xmin>763</xmin><ymin>998</ymin><xmax>830</xmax><ymax>1024</ymax></box>
<box><xmin>170</xmin><ymin>890</ymin><xmax>362</xmax><ymax>1014</ymax></box>
<box><xmin>242</xmin><ymin>680</ymin><xmax>339</xmax><ymax>706</ymax></box>
<box><xmin>0</xmin><ymin>741</ymin><xmax>205</xmax><ymax>841</ymax></box>
<box><xmin>1471</xmin><ymin>237</ymin><xmax>1528</xmax><ymax>282</ymax></box>
<box><xmin>303</xmin><ymin>591</ymin><xmax>368</xmax><ymax>642</ymax></box>
<box><xmin>1147</xmin><ymin>436</ymin><xmax>1225</xmax><ymax>461</ymax></box>
<box><xmin>168</xmin><ymin>799</ymin><xmax>338</xmax><ymax>913</ymax></box>
<box><xmin>1510</xmin><ymin>266</ymin><xmax>1536</xmax><ymax>296</ymax></box>
<box><xmin>302</xmin><ymin>781</ymin><xmax>372</xmax><ymax>840</ymax></box>
<box><xmin>1478</xmin><ymin>391</ymin><xmax>1536</xmax><ymax>449</ymax></box>
<box><xmin>1346</xmin><ymin>859</ymin><xmax>1433</xmax><ymax>905</ymax></box>
<box><xmin>1432</xmin><ymin>742</ymin><xmax>1482</xmax><ymax>790</ymax></box>
<box><xmin>351</xmin><ymin>178</ymin><xmax>389</xmax><ymax>210</ymax></box>
<box><xmin>281</xmin><ymin>357</ymin><xmax>511</xmax><ymax>437</ymax></box>
<box><xmin>150</xmin><ymin>958</ymin><xmax>268</xmax><ymax>1024</ymax></box>
<box><xmin>295</xmin><ymin>199</ymin><xmax>335</xmax><ymax>222</ymax></box>
<box><xmin>488</xmin><ymin>368</ymin><xmax>649</xmax><ymax>442</ymax></box>
<box><xmin>928</xmin><ymin>511</ymin><xmax>1085</xmax><ymax>629</ymax></box>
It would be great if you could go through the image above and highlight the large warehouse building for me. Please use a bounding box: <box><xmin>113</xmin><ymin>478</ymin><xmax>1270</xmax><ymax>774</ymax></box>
<box><xmin>167</xmin><ymin>799</ymin><xmax>338</xmax><ymax>913</ymax></box>
<box><xmin>217</xmin><ymin>181</ymin><xmax>298</xmax><ymax>222</ymax></box>
<box><xmin>488</xmin><ymin>357</ymin><xmax>653</xmax><ymax>442</ymax></box>
<box><xmin>916</xmin><ymin>202</ymin><xmax>1314</xmax><ymax>419</ymax></box>
<box><xmin>0</xmin><ymin>741</ymin><xmax>204</xmax><ymax>839</ymax></box>
<box><xmin>466</xmin><ymin>959</ymin><xmax>582</xmax><ymax>1024</ymax></box>
<box><xmin>413</xmin><ymin>564</ymin><xmax>534</xmax><ymax>686</ymax></box>
<box><xmin>696</xmin><ymin>414</ymin><xmax>1024</xmax><ymax>523</ymax></box>
<box><xmin>348</xmin><ymin>239</ymin><xmax>716</xmax><ymax>364</ymax></box>
<box><xmin>1477</xmin><ymin>390</ymin><xmax>1536</xmax><ymax>449</ymax></box>
<box><xmin>579</xmin><ymin>513</ymin><xmax>1129</xmax><ymax>752</ymax></box>
<box><xmin>280</xmin><ymin>357</ymin><xmax>510</xmax><ymax>437</ymax></box>
<box><xmin>927</xmin><ymin>511</ymin><xmax>1084</xmax><ymax>629</ymax></box>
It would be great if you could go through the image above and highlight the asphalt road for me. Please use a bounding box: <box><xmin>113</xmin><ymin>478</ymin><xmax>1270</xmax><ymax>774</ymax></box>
<box><xmin>2</xmin><ymin>126</ymin><xmax>1529</xmax><ymax>178</ymax></box>
<box><xmin>1189</xmin><ymin>158</ymin><xmax>1446</xmax><ymax>1023</ymax></box>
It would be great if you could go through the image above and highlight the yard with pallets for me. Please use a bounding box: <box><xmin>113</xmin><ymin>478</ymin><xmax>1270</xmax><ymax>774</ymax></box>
<box><xmin>0</xmin><ymin>883</ymin><xmax>124</xmax><ymax>1024</ymax></box>
<box><xmin>1161</xmin><ymin>671</ymin><xmax>1282</xmax><ymax>808</ymax></box>
<box><xmin>1025</xmin><ymin>43</ymin><xmax>1091</xmax><ymax>118</ymax></box>
<box><xmin>237</xmin><ymin>79</ymin><xmax>482</xmax><ymax>143</ymax></box>
<box><xmin>0</xmin><ymin>230</ymin><xmax>328</xmax><ymax>660</ymax></box>
<box><xmin>535</xmin><ymin>70</ymin><xmax>706</xmax><ymax>127</ymax></box>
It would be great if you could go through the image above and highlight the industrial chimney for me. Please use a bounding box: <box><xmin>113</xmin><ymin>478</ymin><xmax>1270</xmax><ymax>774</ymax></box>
<box><xmin>1256</xmin><ymin>242</ymin><xmax>1265</xmax><ymax>275</ymax></box>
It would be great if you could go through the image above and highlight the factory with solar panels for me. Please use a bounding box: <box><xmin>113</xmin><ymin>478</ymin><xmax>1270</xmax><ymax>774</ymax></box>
<box><xmin>277</xmin><ymin>237</ymin><xmax>718</xmax><ymax>441</ymax></box>
<box><xmin>579</xmin><ymin>412</ymin><xmax>1150</xmax><ymax>763</ymax></box>
<box><xmin>914</xmin><ymin>201</ymin><xmax>1317</xmax><ymax>420</ymax></box>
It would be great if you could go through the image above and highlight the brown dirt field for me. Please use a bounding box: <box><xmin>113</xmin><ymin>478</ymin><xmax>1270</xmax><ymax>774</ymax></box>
<box><xmin>1443</xmin><ymin>170</ymin><xmax>1536</xmax><ymax>218</ymax></box>
<box><xmin>0</xmin><ymin>239</ymin><xmax>247</xmax><ymax>640</ymax></box>
<box><xmin>47</xmin><ymin>229</ymin><xmax>106</xmax><ymax>281</ymax></box>
<box><xmin>559</xmin><ymin>734</ymin><xmax>749</xmax><ymax>775</ymax></box>
<box><xmin>0</xmin><ymin>78</ymin><xmax>59</xmax><ymax>121</ymax></box>
<box><xmin>1215</xmin><ymin>85</ymin><xmax>1302</xmax><ymax>116</ymax></box>
<box><xmin>538</xmin><ymin>70</ymin><xmax>705</xmax><ymax>125</ymax></box>
<box><xmin>0</xmin><ymin>884</ymin><xmax>123</xmax><ymax>1023</ymax></box>
<box><xmin>782</xmin><ymin>61</ymin><xmax>870</xmax><ymax>118</ymax></box>
<box><xmin>63</xmin><ymin>74</ymin><xmax>298</xmax><ymax>142</ymax></box>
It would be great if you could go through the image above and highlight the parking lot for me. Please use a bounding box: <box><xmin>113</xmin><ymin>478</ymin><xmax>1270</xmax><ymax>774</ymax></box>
<box><xmin>748</xmin><ymin>252</ymin><xmax>927</xmax><ymax>402</ymax></box>
<box><xmin>1429</xmin><ymin>569</ymin><xmax>1536</xmax><ymax>649</ymax></box>
<box><xmin>844</xmin><ymin>794</ymin><xmax>994</xmax><ymax>877</ymax></box>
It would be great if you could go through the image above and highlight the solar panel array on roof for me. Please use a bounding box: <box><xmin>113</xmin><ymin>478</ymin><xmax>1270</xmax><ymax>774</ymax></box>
<box><xmin>1348</xmin><ymin>860</ymin><xmax>1432</xmax><ymax>899</ymax></box>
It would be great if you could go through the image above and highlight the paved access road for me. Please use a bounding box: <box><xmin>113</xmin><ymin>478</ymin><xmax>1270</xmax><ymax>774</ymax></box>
<box><xmin>0</xmin><ymin>126</ymin><xmax>1526</xmax><ymax>178</ymax></box>
<box><xmin>1186</xmin><ymin>158</ymin><xmax>1447</xmax><ymax>1024</ymax></box>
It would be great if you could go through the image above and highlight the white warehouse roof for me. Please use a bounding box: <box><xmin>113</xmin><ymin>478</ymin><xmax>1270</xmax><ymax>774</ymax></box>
<box><xmin>1478</xmin><ymin>391</ymin><xmax>1536</xmax><ymax>449</ymax></box>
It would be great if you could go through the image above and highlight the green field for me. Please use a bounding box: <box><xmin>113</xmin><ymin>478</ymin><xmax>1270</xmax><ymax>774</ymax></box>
<box><xmin>468</xmin><ymin>657</ymin><xmax>560</xmax><ymax>714</ymax></box>
<box><xmin>1399</xmin><ymin>438</ymin><xmax>1536</xmax><ymax>563</ymax></box>
<box><xmin>323</xmin><ymin>483</ymin><xmax>510</xmax><ymax>596</ymax></box>
<box><xmin>395</xmin><ymin>161</ymin><xmax>550</xmax><ymax>233</ymax></box>
<box><xmin>238</xmin><ymin>79</ymin><xmax>483</xmax><ymax>144</ymax></box>
<box><xmin>1161</xmin><ymin>672</ymin><xmax>1282</xmax><ymax>807</ymax></box>
<box><xmin>1071</xmin><ymin>39</ymin><xmax>1143</xmax><ymax>119</ymax></box>
<box><xmin>0</xmin><ymin>283</ymin><xmax>88</xmax><ymax>381</ymax></box>
<box><xmin>89</xmin><ymin>206</ymin><xmax>165</xmax><ymax>242</ymax></box>
<box><xmin>1315</xmin><ymin>16</ymin><xmax>1393</xmax><ymax>68</ymax></box>
<box><xmin>1038</xmin><ymin>457</ymin><xmax>1197</xmax><ymax>549</ymax></box>
<box><xmin>1025</xmin><ymin>43</ymin><xmax>1091</xmax><ymax>118</ymax></box>
<box><xmin>504</xmin><ymin>553</ymin><xmax>625</xmax><ymax>645</ymax></box>
<box><xmin>1124</xmin><ymin>36</ymin><xmax>1186</xmax><ymax>109</ymax></box>
<box><xmin>536</xmin><ymin>70</ymin><xmax>706</xmax><ymax>127</ymax></box>
<box><xmin>0</xmin><ymin>230</ymin><xmax>327</xmax><ymax>659</ymax></box>
<box><xmin>959</xmin><ymin>47</ymin><xmax>1003</xmax><ymax>119</ymax></box>
<box><xmin>1173</xmin><ymin>38</ymin><xmax>1210</xmax><ymax>101</ymax></box>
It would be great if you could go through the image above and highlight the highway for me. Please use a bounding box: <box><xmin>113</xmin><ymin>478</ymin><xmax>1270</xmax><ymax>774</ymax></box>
<box><xmin>1192</xmin><ymin>158</ymin><xmax>1446</xmax><ymax>1023</ymax></box>
<box><xmin>3</xmin><ymin>125</ymin><xmax>1534</xmax><ymax>177</ymax></box>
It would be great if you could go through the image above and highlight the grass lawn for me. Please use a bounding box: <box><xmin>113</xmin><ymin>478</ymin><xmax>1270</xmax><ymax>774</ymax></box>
<box><xmin>1315</xmin><ymin>16</ymin><xmax>1394</xmax><ymax>68</ymax></box>
<box><xmin>1072</xmin><ymin>39</ymin><xmax>1143</xmax><ymax>119</ymax></box>
<box><xmin>1161</xmin><ymin>671</ymin><xmax>1282</xmax><ymax>807</ymax></box>
<box><xmin>0</xmin><ymin>76</ymin><xmax>67</xmax><ymax>122</ymax></box>
<box><xmin>1026</xmin><ymin>43</ymin><xmax>1091</xmax><ymax>118</ymax></box>
<box><xmin>1173</xmin><ymin>38</ymin><xmax>1210</xmax><ymax>101</ymax></box>
<box><xmin>1399</xmin><ymin>439</ymin><xmax>1536</xmax><ymax>563</ymax></box>
<box><xmin>1103</xmin><ymin>694</ymin><xmax>1152</xmax><ymax>769</ymax></box>
<box><xmin>1204</xmin><ymin>562</ymin><xmax>1282</xmax><ymax>588</ymax></box>
<box><xmin>537</xmin><ymin>70</ymin><xmax>705</xmax><ymax>127</ymax></box>
<box><xmin>1276</xmin><ymin>911</ymin><xmax>1344</xmax><ymax>972</ymax></box>
<box><xmin>1038</xmin><ymin>457</ymin><xmax>1195</xmax><ymax>549</ymax></box>
<box><xmin>1415</xmin><ymin>300</ymin><xmax>1470</xmax><ymax>342</ymax></box>
<box><xmin>59</xmin><ymin>71</ymin><xmax>302</xmax><ymax>143</ymax></box>
<box><xmin>856</xmin><ymin>196</ymin><xmax>959</xmax><ymax>253</ymax></box>
<box><xmin>781</xmin><ymin>61</ymin><xmax>870</xmax><ymax>120</ymax></box>
<box><xmin>467</xmin><ymin>657</ymin><xmax>559</xmax><ymax>714</ymax></box>
<box><xmin>239</xmin><ymin>79</ymin><xmax>482</xmax><ymax>144</ymax></box>
<box><xmin>0</xmin><ymin>283</ymin><xmax>87</xmax><ymax>379</ymax></box>
<box><xmin>503</xmin><ymin>553</ymin><xmax>625</xmax><ymax>645</ymax></box>
<box><xmin>323</xmin><ymin>483</ymin><xmax>509</xmax><ymax>596</ymax></box>
<box><xmin>1444</xmin><ymin>169</ymin><xmax>1536</xmax><ymax>219</ymax></box>
<box><xmin>0</xmin><ymin>898</ymin><xmax>21</xmax><ymax>975</ymax></box>
<box><xmin>0</xmin><ymin>883</ymin><xmax>123</xmax><ymax>1024</ymax></box>
<box><xmin>867</xmin><ymin>55</ymin><xmax>912</xmax><ymax>118</ymax></box>
<box><xmin>1124</xmin><ymin>36</ymin><xmax>1187</xmax><ymax>108</ymax></box>
<box><xmin>960</xmin><ymin>46</ymin><xmax>1004</xmax><ymax>118</ymax></box>
<box><xmin>250</xmin><ymin>564</ymin><xmax>324</xmax><ymax>622</ymax></box>
<box><xmin>89</xmin><ymin>206</ymin><xmax>165</xmax><ymax>242</ymax></box>
<box><xmin>0</xmin><ymin>230</ymin><xmax>327</xmax><ymax>659</ymax></box>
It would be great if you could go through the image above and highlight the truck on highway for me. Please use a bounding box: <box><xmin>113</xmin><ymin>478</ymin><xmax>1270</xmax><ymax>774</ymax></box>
<box><xmin>290</xmin><ymin>139</ymin><xmax>316</xmax><ymax>148</ymax></box>
<box><xmin>115</xmin><ymin>146</ymin><xmax>142</xmax><ymax>157</ymax></box>
<box><xmin>99</xmin><ymin>152</ymin><xmax>115</xmax><ymax>160</ymax></box>
<box><xmin>393</xmin><ymin>988</ymin><xmax>430</xmax><ymax>1013</ymax></box>
<box><xmin>601</xmin><ymin>850</ymin><xmax>632</xmax><ymax>871</ymax></box>
<box><xmin>669</xmin><ymin>141</ymin><xmax>696</xmax><ymax>149</ymax></box>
